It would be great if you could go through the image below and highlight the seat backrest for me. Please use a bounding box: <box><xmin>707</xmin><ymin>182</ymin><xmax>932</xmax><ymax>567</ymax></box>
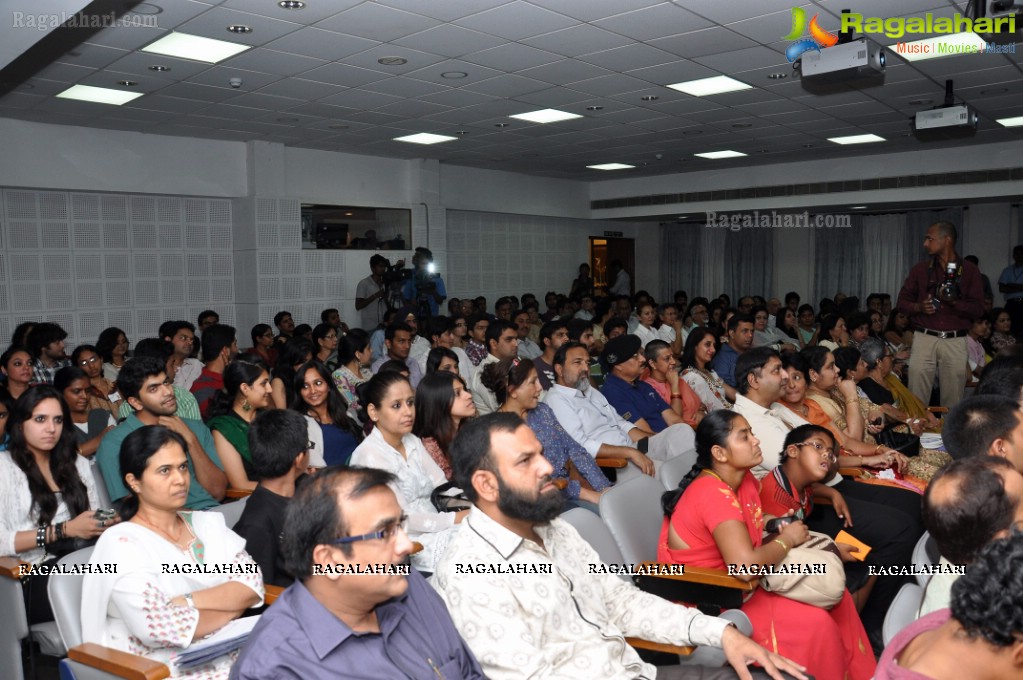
<box><xmin>599</xmin><ymin>475</ymin><xmax>667</xmax><ymax>565</ymax></box>
<box><xmin>560</xmin><ymin>508</ymin><xmax>629</xmax><ymax>582</ymax></box>
<box><xmin>89</xmin><ymin>459</ymin><xmax>112</xmax><ymax>510</ymax></box>
<box><xmin>48</xmin><ymin>546</ymin><xmax>95</xmax><ymax>651</ymax></box>
<box><xmin>882</xmin><ymin>582</ymin><xmax>924</xmax><ymax>646</ymax></box>
<box><xmin>209</xmin><ymin>496</ymin><xmax>248</xmax><ymax>529</ymax></box>
<box><xmin>656</xmin><ymin>447</ymin><xmax>696</xmax><ymax>491</ymax></box>
<box><xmin>912</xmin><ymin>531</ymin><xmax>939</xmax><ymax>586</ymax></box>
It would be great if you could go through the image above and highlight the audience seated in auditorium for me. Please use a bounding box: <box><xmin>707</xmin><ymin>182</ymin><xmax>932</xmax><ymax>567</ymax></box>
<box><xmin>918</xmin><ymin>456</ymin><xmax>1023</xmax><ymax>618</ymax></box>
<box><xmin>231</xmin><ymin>466</ymin><xmax>485</xmax><ymax>680</ymax></box>
<box><xmin>816</xmin><ymin>314</ymin><xmax>849</xmax><ymax>352</ymax></box>
<box><xmin>243</xmin><ymin>322</ymin><xmax>278</xmax><ymax>370</ymax></box>
<box><xmin>655</xmin><ymin>302</ymin><xmax>685</xmax><ymax>355</ymax></box>
<box><xmin>680</xmin><ymin>327</ymin><xmax>734</xmax><ymax>412</ymax></box>
<box><xmin>369</xmin><ymin>307</ymin><xmax>397</xmax><ymax>361</ymax></box>
<box><xmin>547</xmin><ymin>342</ymin><xmax>693</xmax><ymax>478</ymax></box>
<box><xmin>349</xmin><ymin>372</ymin><xmax>465</xmax><ymax>571</ymax></box>
<box><xmin>393</xmin><ymin>308</ymin><xmax>431</xmax><ymax>371</ymax></box>
<box><xmin>514</xmin><ymin>309</ymin><xmax>542</xmax><ymax>360</ymax></box>
<box><xmin>270</xmin><ymin>338</ymin><xmax>312</xmax><ymax>409</ymax></box>
<box><xmin>370</xmin><ymin>322</ymin><xmax>423</xmax><ymax>389</ymax></box>
<box><xmin>84</xmin><ymin>425</ymin><xmax>262</xmax><ymax>679</ymax></box>
<box><xmin>293</xmin><ymin>360</ymin><xmax>362</xmax><ymax>467</ymax></box>
<box><xmin>2</xmin><ymin>347</ymin><xmax>34</xmax><ymax>401</ymax></box>
<box><xmin>711</xmin><ymin>313</ymin><xmax>755</xmax><ymax>388</ymax></box>
<box><xmin>320</xmin><ymin>307</ymin><xmax>347</xmax><ymax>335</ymax></box>
<box><xmin>433</xmin><ymin>413</ymin><xmax>804</xmax><ymax>680</ymax></box>
<box><xmin>234</xmin><ymin>409</ymin><xmax>312</xmax><ymax>588</ymax></box>
<box><xmin>207</xmin><ymin>360</ymin><xmax>274</xmax><ymax>491</ymax></box>
<box><xmin>55</xmin><ymin>366</ymin><xmax>114</xmax><ymax>458</ymax></box>
<box><xmin>160</xmin><ymin>320</ymin><xmax>204</xmax><ymax>389</ymax></box>
<box><xmin>197</xmin><ymin>310</ymin><xmax>220</xmax><ymax>335</ymax></box>
<box><xmin>464</xmin><ymin>313</ymin><xmax>489</xmax><ymax>367</ymax></box>
<box><xmin>424</xmin><ymin>347</ymin><xmax>459</xmax><ymax>377</ymax></box>
<box><xmin>601</xmin><ymin>334</ymin><xmax>688</xmax><ymax>436</ymax></box>
<box><xmin>989</xmin><ymin>307</ymin><xmax>1016</xmax><ymax>353</ymax></box>
<box><xmin>566</xmin><ymin>317</ymin><xmax>605</xmax><ymax>388</ymax></box>
<box><xmin>0</xmin><ymin>387</ymin><xmax>11</xmax><ymax>450</ymax></box>
<box><xmin>631</xmin><ymin>300</ymin><xmax>660</xmax><ymax>348</ymax></box>
<box><xmin>660</xmin><ymin>412</ymin><xmax>874</xmax><ymax>679</ymax></box>
<box><xmin>856</xmin><ymin>338</ymin><xmax>941</xmax><ymax>432</ymax></box>
<box><xmin>0</xmin><ymin>386</ymin><xmax>109</xmax><ymax>623</ymax></box>
<box><xmin>966</xmin><ymin>315</ymin><xmax>991</xmax><ymax>389</ymax></box>
<box><xmin>796</xmin><ymin>304</ymin><xmax>819</xmax><ymax>347</ymax></box>
<box><xmin>97</xmin><ymin>326</ymin><xmax>130</xmax><ymax>383</ymax></box>
<box><xmin>98</xmin><ymin>356</ymin><xmax>226</xmax><ymax>508</ymax></box>
<box><xmin>419</xmin><ymin>315</ymin><xmax>472</xmax><ymax>382</ymax></box>
<box><xmin>875</xmin><ymin>529</ymin><xmax>1023</xmax><ymax>680</ymax></box>
<box><xmin>273</xmin><ymin>310</ymin><xmax>295</xmax><ymax>347</ymax></box>
<box><xmin>332</xmin><ymin>329</ymin><xmax>373</xmax><ymax>422</ymax></box>
<box><xmin>643</xmin><ymin>339</ymin><xmax>705</xmax><ymax>428</ymax></box>
<box><xmin>470</xmin><ymin>319</ymin><xmax>519</xmax><ymax>415</ymax></box>
<box><xmin>943</xmin><ymin>394</ymin><xmax>1023</xmax><ymax>471</ymax></box>
<box><xmin>191</xmin><ymin>324</ymin><xmax>238</xmax><ymax>418</ymax></box>
<box><xmin>117</xmin><ymin>338</ymin><xmax>202</xmax><ymax>421</ymax></box>
<box><xmin>845</xmin><ymin>313</ymin><xmax>871</xmax><ymax>350</ymax></box>
<box><xmin>355</xmin><ymin>253</ymin><xmax>390</xmax><ymax>331</ymax></box>
<box><xmin>413</xmin><ymin>370</ymin><xmax>476</xmax><ymax>481</ymax></box>
<box><xmin>311</xmin><ymin>322</ymin><xmax>339</xmax><ymax>371</ymax></box>
<box><xmin>569</xmin><ymin>262</ymin><xmax>593</xmax><ymax>300</ymax></box>
<box><xmin>683</xmin><ymin>297</ymin><xmax>710</xmax><ymax>337</ymax></box>
<box><xmin>484</xmin><ymin>357</ymin><xmax>610</xmax><ymax>512</ymax></box>
<box><xmin>70</xmin><ymin>344</ymin><xmax>120</xmax><ymax>417</ymax></box>
<box><xmin>753</xmin><ymin>305</ymin><xmax>797</xmax><ymax>352</ymax></box>
<box><xmin>28</xmin><ymin>322</ymin><xmax>71</xmax><ymax>385</ymax></box>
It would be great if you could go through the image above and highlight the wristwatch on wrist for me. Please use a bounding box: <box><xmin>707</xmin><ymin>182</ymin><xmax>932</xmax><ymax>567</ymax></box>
<box><xmin>183</xmin><ymin>592</ymin><xmax>195</xmax><ymax>608</ymax></box>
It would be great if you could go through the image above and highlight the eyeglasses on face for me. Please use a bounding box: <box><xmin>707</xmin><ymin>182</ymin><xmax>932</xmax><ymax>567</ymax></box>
<box><xmin>794</xmin><ymin>441</ymin><xmax>836</xmax><ymax>461</ymax></box>
<box><xmin>78</xmin><ymin>356</ymin><xmax>100</xmax><ymax>366</ymax></box>
<box><xmin>330</xmin><ymin>514</ymin><xmax>408</xmax><ymax>545</ymax></box>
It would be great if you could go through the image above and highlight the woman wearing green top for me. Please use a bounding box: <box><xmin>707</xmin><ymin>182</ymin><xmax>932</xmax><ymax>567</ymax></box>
<box><xmin>206</xmin><ymin>360</ymin><xmax>273</xmax><ymax>491</ymax></box>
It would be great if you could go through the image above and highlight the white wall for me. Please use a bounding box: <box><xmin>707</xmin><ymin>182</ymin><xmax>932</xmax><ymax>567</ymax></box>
<box><xmin>440</xmin><ymin>165</ymin><xmax>591</xmax><ymax>219</ymax></box>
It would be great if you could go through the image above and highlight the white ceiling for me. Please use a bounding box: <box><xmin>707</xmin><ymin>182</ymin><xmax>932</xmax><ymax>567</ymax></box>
<box><xmin>0</xmin><ymin>0</ymin><xmax>1021</xmax><ymax>180</ymax></box>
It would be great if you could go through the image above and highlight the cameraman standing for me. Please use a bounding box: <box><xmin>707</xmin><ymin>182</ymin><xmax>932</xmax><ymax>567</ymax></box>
<box><xmin>355</xmin><ymin>254</ymin><xmax>391</xmax><ymax>330</ymax></box>
<box><xmin>403</xmin><ymin>247</ymin><xmax>446</xmax><ymax>317</ymax></box>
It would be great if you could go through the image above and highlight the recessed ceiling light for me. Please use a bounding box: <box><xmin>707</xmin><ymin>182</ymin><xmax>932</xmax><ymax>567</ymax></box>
<box><xmin>997</xmin><ymin>115</ymin><xmax>1023</xmax><ymax>127</ymax></box>
<box><xmin>278</xmin><ymin>0</ymin><xmax>305</xmax><ymax>8</ymax></box>
<box><xmin>378</xmin><ymin>57</ymin><xmax>408</xmax><ymax>66</ymax></box>
<box><xmin>327</xmin><ymin>123</ymin><xmax>349</xmax><ymax>130</ymax></box>
<box><xmin>393</xmin><ymin>132</ymin><xmax>457</xmax><ymax>145</ymax></box>
<box><xmin>276</xmin><ymin>117</ymin><xmax>299</xmax><ymax>123</ymax></box>
<box><xmin>586</xmin><ymin>106</ymin><xmax>603</xmax><ymax>111</ymax></box>
<box><xmin>509</xmin><ymin>108</ymin><xmax>582</xmax><ymax>124</ymax></box>
<box><xmin>56</xmin><ymin>84</ymin><xmax>143</xmax><ymax>106</ymax></box>
<box><xmin>804</xmin><ymin>143</ymin><xmax>815</xmax><ymax>148</ymax></box>
<box><xmin>142</xmin><ymin>32</ymin><xmax>251</xmax><ymax>64</ymax></box>
<box><xmin>494</xmin><ymin>123</ymin><xmax>509</xmax><ymax>128</ymax></box>
<box><xmin>148</xmin><ymin>65</ymin><xmax>171</xmax><ymax>72</ymax></box>
<box><xmin>896</xmin><ymin>32</ymin><xmax>986</xmax><ymax>61</ymax></box>
<box><xmin>850</xmin><ymin>206</ymin><xmax>868</xmax><ymax>209</ymax></box>
<box><xmin>980</xmin><ymin>87</ymin><xmax>1009</xmax><ymax>96</ymax></box>
<box><xmin>767</xmin><ymin>72</ymin><xmax>788</xmax><ymax>80</ymax></box>
<box><xmin>587</xmin><ymin>163</ymin><xmax>635</xmax><ymax>170</ymax></box>
<box><xmin>640</xmin><ymin>95</ymin><xmax>659</xmax><ymax>101</ymax></box>
<box><xmin>730</xmin><ymin>122</ymin><xmax>752</xmax><ymax>129</ymax></box>
<box><xmin>227</xmin><ymin>25</ymin><xmax>253</xmax><ymax>34</ymax></box>
<box><xmin>677</xmin><ymin>216</ymin><xmax>688</xmax><ymax>219</ymax></box>
<box><xmin>668</xmin><ymin>75</ymin><xmax>752</xmax><ymax>97</ymax></box>
<box><xmin>828</xmin><ymin>133</ymin><xmax>885</xmax><ymax>145</ymax></box>
<box><xmin>441</xmin><ymin>71</ymin><xmax>468</xmax><ymax>79</ymax></box>
<box><xmin>908</xmin><ymin>98</ymin><xmax>933</xmax><ymax>106</ymax></box>
<box><xmin>694</xmin><ymin>150</ymin><xmax>747</xmax><ymax>159</ymax></box>
<box><xmin>128</xmin><ymin>3</ymin><xmax>162</xmax><ymax>15</ymax></box>
<box><xmin>117</xmin><ymin>80</ymin><xmax>138</xmax><ymax>87</ymax></box>
<box><xmin>454</xmin><ymin>130</ymin><xmax>470</xmax><ymax>135</ymax></box>
<box><xmin>344</xmin><ymin>212</ymin><xmax>353</xmax><ymax>216</ymax></box>
<box><xmin>680</xmin><ymin>130</ymin><xmax>703</xmax><ymax>136</ymax></box>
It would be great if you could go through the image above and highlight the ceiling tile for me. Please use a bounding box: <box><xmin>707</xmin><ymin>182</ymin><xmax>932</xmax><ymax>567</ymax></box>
<box><xmin>593</xmin><ymin>4</ymin><xmax>714</xmax><ymax>42</ymax></box>
<box><xmin>374</xmin><ymin>0</ymin><xmax>515</xmax><ymax>22</ymax></box>
<box><xmin>462</xmin><ymin>43</ymin><xmax>562</xmax><ymax>72</ymax></box>
<box><xmin>578</xmin><ymin>43</ymin><xmax>680</xmax><ymax>71</ymax></box>
<box><xmin>568</xmin><ymin>73</ymin><xmax>653</xmax><ymax>96</ymax></box>
<box><xmin>693</xmin><ymin>46</ymin><xmax>787</xmax><ymax>74</ymax></box>
<box><xmin>320</xmin><ymin>89</ymin><xmax>403</xmax><ymax>110</ymax></box>
<box><xmin>626</xmin><ymin>59</ymin><xmax>719</xmax><ymax>85</ymax></box>
<box><xmin>222</xmin><ymin>91</ymin><xmax>304</xmax><ymax>111</ymax></box>
<box><xmin>526</xmin><ymin>0</ymin><xmax>665</xmax><ymax>22</ymax></box>
<box><xmin>418</xmin><ymin>88</ymin><xmax>498</xmax><ymax>108</ymax></box>
<box><xmin>403</xmin><ymin>59</ymin><xmax>504</xmax><ymax>86</ymax></box>
<box><xmin>727</xmin><ymin>8</ymin><xmax>814</xmax><ymax>43</ymax></box>
<box><xmin>510</xmin><ymin>86</ymin><xmax>593</xmax><ymax>107</ymax></box>
<box><xmin>302</xmin><ymin>63</ymin><xmax>391</xmax><ymax>88</ymax></box>
<box><xmin>189</xmin><ymin>66</ymin><xmax>283</xmax><ymax>91</ymax></box>
<box><xmin>455</xmin><ymin>1</ymin><xmax>578</xmax><ymax>41</ymax></box>
<box><xmin>255</xmin><ymin>78</ymin><xmax>348</xmax><ymax>101</ymax></box>
<box><xmin>685</xmin><ymin>0</ymin><xmax>812</xmax><ymax>24</ymax></box>
<box><xmin>338</xmin><ymin>44</ymin><xmax>447</xmax><ymax>76</ymax></box>
<box><xmin>374</xmin><ymin>98</ymin><xmax>451</xmax><ymax>118</ymax></box>
<box><xmin>263</xmin><ymin>27</ymin><xmax>380</xmax><ymax>61</ymax></box>
<box><xmin>364</xmin><ymin>77</ymin><xmax>450</xmax><ymax>98</ymax></box>
<box><xmin>316</xmin><ymin>3</ymin><xmax>440</xmax><ymax>42</ymax></box>
<box><xmin>54</xmin><ymin>43</ymin><xmax>129</xmax><ymax>70</ymax></box>
<box><xmin>221</xmin><ymin>0</ymin><xmax>360</xmax><ymax>23</ymax></box>
<box><xmin>221</xmin><ymin>49</ymin><xmax>327</xmax><ymax>77</ymax></box>
<box><xmin>72</xmin><ymin>23</ymin><xmax>166</xmax><ymax>51</ymax></box>
<box><xmin>100</xmin><ymin>51</ymin><xmax>213</xmax><ymax>82</ymax></box>
<box><xmin>463</xmin><ymin>74</ymin><xmax>552</xmax><ymax>97</ymax></box>
<box><xmin>517</xmin><ymin>60</ymin><xmax>613</xmax><ymax>86</ymax></box>
<box><xmin>176</xmin><ymin>7</ymin><xmax>303</xmax><ymax>46</ymax></box>
<box><xmin>155</xmin><ymin>81</ymin><xmax>242</xmax><ymax>102</ymax></box>
<box><xmin>122</xmin><ymin>95</ymin><xmax>206</xmax><ymax>115</ymax></box>
<box><xmin>522</xmin><ymin>24</ymin><xmax>632</xmax><ymax>57</ymax></box>
<box><xmin>281</xmin><ymin>102</ymin><xmax>361</xmax><ymax>119</ymax></box>
<box><xmin>393</xmin><ymin>24</ymin><xmax>505</xmax><ymax>58</ymax></box>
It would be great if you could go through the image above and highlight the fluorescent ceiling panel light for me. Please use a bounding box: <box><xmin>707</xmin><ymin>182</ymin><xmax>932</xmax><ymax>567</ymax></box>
<box><xmin>586</xmin><ymin>163</ymin><xmax>635</xmax><ymax>170</ymax></box>
<box><xmin>894</xmin><ymin>32</ymin><xmax>987</xmax><ymax>62</ymax></box>
<box><xmin>828</xmin><ymin>133</ymin><xmax>885</xmax><ymax>144</ymax></box>
<box><xmin>393</xmin><ymin>133</ymin><xmax>458</xmax><ymax>144</ymax></box>
<box><xmin>667</xmin><ymin>75</ymin><xmax>751</xmax><ymax>96</ymax></box>
<box><xmin>996</xmin><ymin>115</ymin><xmax>1023</xmax><ymax>127</ymax></box>
<box><xmin>141</xmin><ymin>32</ymin><xmax>251</xmax><ymax>64</ymax></box>
<box><xmin>694</xmin><ymin>150</ymin><xmax>747</xmax><ymax>159</ymax></box>
<box><xmin>509</xmin><ymin>108</ymin><xmax>582</xmax><ymax>124</ymax></box>
<box><xmin>56</xmin><ymin>84</ymin><xmax>143</xmax><ymax>105</ymax></box>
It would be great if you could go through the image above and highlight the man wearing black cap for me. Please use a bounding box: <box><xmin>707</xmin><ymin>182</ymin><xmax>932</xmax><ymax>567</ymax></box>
<box><xmin>600</xmin><ymin>334</ymin><xmax>686</xmax><ymax>434</ymax></box>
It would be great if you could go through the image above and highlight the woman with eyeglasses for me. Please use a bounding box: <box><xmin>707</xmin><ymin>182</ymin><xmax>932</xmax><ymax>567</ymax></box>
<box><xmin>312</xmin><ymin>323</ymin><xmax>340</xmax><ymax>370</ymax></box>
<box><xmin>349</xmin><ymin>371</ymin><xmax>466</xmax><ymax>572</ymax></box>
<box><xmin>659</xmin><ymin>411</ymin><xmax>875</xmax><ymax>680</ymax></box>
<box><xmin>1</xmin><ymin>346</ymin><xmax>34</xmax><ymax>401</ymax></box>
<box><xmin>55</xmin><ymin>366</ymin><xmax>115</xmax><ymax>458</ymax></box>
<box><xmin>206</xmin><ymin>360</ymin><xmax>274</xmax><ymax>491</ymax></box>
<box><xmin>413</xmin><ymin>370</ymin><xmax>476</xmax><ymax>481</ymax></box>
<box><xmin>246</xmin><ymin>323</ymin><xmax>278</xmax><ymax>370</ymax></box>
<box><xmin>83</xmin><ymin>425</ymin><xmax>263</xmax><ymax>679</ymax></box>
<box><xmin>293</xmin><ymin>359</ymin><xmax>362</xmax><ymax>467</ymax></box>
<box><xmin>96</xmin><ymin>327</ymin><xmax>130</xmax><ymax>383</ymax></box>
<box><xmin>70</xmin><ymin>344</ymin><xmax>120</xmax><ymax>417</ymax></box>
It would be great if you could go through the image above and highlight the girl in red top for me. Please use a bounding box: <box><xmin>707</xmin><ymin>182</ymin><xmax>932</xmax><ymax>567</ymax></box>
<box><xmin>658</xmin><ymin>410</ymin><xmax>875</xmax><ymax>680</ymax></box>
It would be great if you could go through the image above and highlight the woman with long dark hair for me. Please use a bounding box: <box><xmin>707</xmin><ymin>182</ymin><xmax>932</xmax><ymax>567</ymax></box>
<box><xmin>424</xmin><ymin>346</ymin><xmax>460</xmax><ymax>376</ymax></box>
<box><xmin>0</xmin><ymin>386</ymin><xmax>109</xmax><ymax>622</ymax></box>
<box><xmin>270</xmin><ymin>338</ymin><xmax>312</xmax><ymax>409</ymax></box>
<box><xmin>206</xmin><ymin>360</ymin><xmax>273</xmax><ymax>491</ymax></box>
<box><xmin>70</xmin><ymin>344</ymin><xmax>120</xmax><ymax>416</ymax></box>
<box><xmin>679</xmin><ymin>327</ymin><xmax>734</xmax><ymax>411</ymax></box>
<box><xmin>413</xmin><ymin>371</ymin><xmax>476</xmax><ymax>480</ymax></box>
<box><xmin>292</xmin><ymin>360</ymin><xmax>362</xmax><ymax>466</ymax></box>
<box><xmin>1</xmin><ymin>345</ymin><xmax>33</xmax><ymax>401</ymax></box>
<box><xmin>55</xmin><ymin>366</ymin><xmax>115</xmax><ymax>458</ymax></box>
<box><xmin>97</xmin><ymin>327</ymin><xmax>130</xmax><ymax>382</ymax></box>
<box><xmin>331</xmin><ymin>329</ymin><xmax>372</xmax><ymax>420</ymax></box>
<box><xmin>659</xmin><ymin>411</ymin><xmax>875</xmax><ymax>680</ymax></box>
<box><xmin>82</xmin><ymin>425</ymin><xmax>262</xmax><ymax>679</ymax></box>
<box><xmin>311</xmin><ymin>322</ymin><xmax>339</xmax><ymax>369</ymax></box>
<box><xmin>0</xmin><ymin>387</ymin><xmax>12</xmax><ymax>451</ymax></box>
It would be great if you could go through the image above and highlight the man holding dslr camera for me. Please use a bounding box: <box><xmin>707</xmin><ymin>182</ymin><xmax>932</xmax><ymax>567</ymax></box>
<box><xmin>402</xmin><ymin>247</ymin><xmax>446</xmax><ymax>317</ymax></box>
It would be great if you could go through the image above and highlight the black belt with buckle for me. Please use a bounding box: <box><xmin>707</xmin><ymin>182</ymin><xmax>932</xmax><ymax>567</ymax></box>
<box><xmin>916</xmin><ymin>327</ymin><xmax>967</xmax><ymax>339</ymax></box>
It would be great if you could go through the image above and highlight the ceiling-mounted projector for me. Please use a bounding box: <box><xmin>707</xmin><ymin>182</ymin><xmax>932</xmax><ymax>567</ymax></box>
<box><xmin>798</xmin><ymin>38</ymin><xmax>886</xmax><ymax>93</ymax></box>
<box><xmin>975</xmin><ymin>0</ymin><xmax>1023</xmax><ymax>44</ymax></box>
<box><xmin>912</xmin><ymin>80</ymin><xmax>979</xmax><ymax>141</ymax></box>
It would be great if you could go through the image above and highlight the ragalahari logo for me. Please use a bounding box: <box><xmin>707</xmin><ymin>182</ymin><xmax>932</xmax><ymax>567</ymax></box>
<box><xmin>784</xmin><ymin>7</ymin><xmax>839</xmax><ymax>62</ymax></box>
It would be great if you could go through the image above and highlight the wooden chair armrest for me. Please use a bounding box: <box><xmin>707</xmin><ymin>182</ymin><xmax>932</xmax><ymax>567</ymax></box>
<box><xmin>0</xmin><ymin>556</ymin><xmax>29</xmax><ymax>579</ymax></box>
<box><xmin>264</xmin><ymin>584</ymin><xmax>284</xmax><ymax>605</ymax></box>
<box><xmin>626</xmin><ymin>638</ymin><xmax>695</xmax><ymax>656</ymax></box>
<box><xmin>596</xmin><ymin>456</ymin><xmax>629</xmax><ymax>469</ymax></box>
<box><xmin>927</xmin><ymin>407</ymin><xmax>948</xmax><ymax>414</ymax></box>
<box><xmin>412</xmin><ymin>542</ymin><xmax>423</xmax><ymax>554</ymax></box>
<box><xmin>68</xmin><ymin>643</ymin><xmax>170</xmax><ymax>680</ymax></box>
<box><xmin>224</xmin><ymin>487</ymin><xmax>253</xmax><ymax>499</ymax></box>
<box><xmin>839</xmin><ymin>466</ymin><xmax>868</xmax><ymax>477</ymax></box>
<box><xmin>633</xmin><ymin>563</ymin><xmax>755</xmax><ymax>614</ymax></box>
<box><xmin>637</xmin><ymin>562</ymin><xmax>757</xmax><ymax>591</ymax></box>
<box><xmin>815</xmin><ymin>496</ymin><xmax>833</xmax><ymax>506</ymax></box>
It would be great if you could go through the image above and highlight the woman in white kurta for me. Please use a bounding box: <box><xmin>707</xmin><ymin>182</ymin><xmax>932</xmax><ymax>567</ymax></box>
<box><xmin>349</xmin><ymin>371</ymin><xmax>466</xmax><ymax>571</ymax></box>
<box><xmin>83</xmin><ymin>425</ymin><xmax>263</xmax><ymax>679</ymax></box>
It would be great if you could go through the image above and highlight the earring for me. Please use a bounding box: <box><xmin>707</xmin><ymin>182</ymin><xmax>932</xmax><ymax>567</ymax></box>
<box><xmin>241</xmin><ymin>398</ymin><xmax>252</xmax><ymax>412</ymax></box>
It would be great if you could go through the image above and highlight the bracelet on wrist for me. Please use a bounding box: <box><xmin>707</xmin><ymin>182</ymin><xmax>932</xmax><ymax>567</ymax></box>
<box><xmin>36</xmin><ymin>525</ymin><xmax>47</xmax><ymax>549</ymax></box>
<box><xmin>773</xmin><ymin>538</ymin><xmax>789</xmax><ymax>552</ymax></box>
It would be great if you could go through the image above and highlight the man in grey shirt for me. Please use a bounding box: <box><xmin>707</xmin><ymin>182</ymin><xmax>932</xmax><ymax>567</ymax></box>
<box><xmin>355</xmin><ymin>254</ymin><xmax>390</xmax><ymax>330</ymax></box>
